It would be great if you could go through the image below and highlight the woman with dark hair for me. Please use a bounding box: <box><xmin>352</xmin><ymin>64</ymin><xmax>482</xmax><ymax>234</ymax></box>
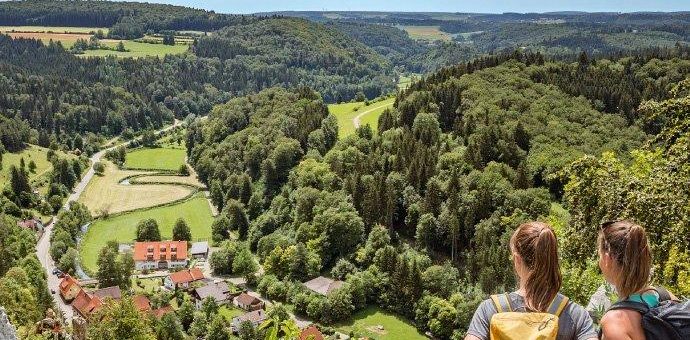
<box><xmin>465</xmin><ymin>221</ymin><xmax>597</xmax><ymax>340</ymax></box>
<box><xmin>597</xmin><ymin>220</ymin><xmax>679</xmax><ymax>339</ymax></box>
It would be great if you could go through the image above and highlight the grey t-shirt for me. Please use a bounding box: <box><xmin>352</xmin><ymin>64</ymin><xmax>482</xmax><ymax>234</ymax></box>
<box><xmin>467</xmin><ymin>292</ymin><xmax>597</xmax><ymax>340</ymax></box>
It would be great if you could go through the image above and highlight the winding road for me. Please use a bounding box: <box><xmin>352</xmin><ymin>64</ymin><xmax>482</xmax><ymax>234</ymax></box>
<box><xmin>36</xmin><ymin>120</ymin><xmax>180</xmax><ymax>322</ymax></box>
<box><xmin>352</xmin><ymin>100</ymin><xmax>394</xmax><ymax>129</ymax></box>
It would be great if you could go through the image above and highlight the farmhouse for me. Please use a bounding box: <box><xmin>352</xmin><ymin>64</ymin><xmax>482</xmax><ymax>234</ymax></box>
<box><xmin>17</xmin><ymin>218</ymin><xmax>44</xmax><ymax>232</ymax></box>
<box><xmin>193</xmin><ymin>281</ymin><xmax>231</xmax><ymax>308</ymax></box>
<box><xmin>303</xmin><ymin>276</ymin><xmax>344</xmax><ymax>296</ymax></box>
<box><xmin>190</xmin><ymin>241</ymin><xmax>209</xmax><ymax>259</ymax></box>
<box><xmin>72</xmin><ymin>286</ymin><xmax>121</xmax><ymax>319</ymax></box>
<box><xmin>164</xmin><ymin>267</ymin><xmax>204</xmax><ymax>290</ymax></box>
<box><xmin>59</xmin><ymin>274</ymin><xmax>81</xmax><ymax>302</ymax></box>
<box><xmin>133</xmin><ymin>241</ymin><xmax>188</xmax><ymax>270</ymax></box>
<box><xmin>133</xmin><ymin>295</ymin><xmax>152</xmax><ymax>312</ymax></box>
<box><xmin>231</xmin><ymin>309</ymin><xmax>267</xmax><ymax>334</ymax></box>
<box><xmin>152</xmin><ymin>305</ymin><xmax>174</xmax><ymax>318</ymax></box>
<box><xmin>233</xmin><ymin>292</ymin><xmax>264</xmax><ymax>311</ymax></box>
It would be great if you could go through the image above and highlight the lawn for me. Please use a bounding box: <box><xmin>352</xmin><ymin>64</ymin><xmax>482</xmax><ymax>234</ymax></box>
<box><xmin>0</xmin><ymin>145</ymin><xmax>75</xmax><ymax>190</ymax></box>
<box><xmin>125</xmin><ymin>147</ymin><xmax>187</xmax><ymax>171</ymax></box>
<box><xmin>79</xmin><ymin>194</ymin><xmax>214</xmax><ymax>273</ymax></box>
<box><xmin>334</xmin><ymin>306</ymin><xmax>426</xmax><ymax>340</ymax></box>
<box><xmin>131</xmin><ymin>277</ymin><xmax>164</xmax><ymax>294</ymax></box>
<box><xmin>78</xmin><ymin>161</ymin><xmax>194</xmax><ymax>215</ymax></box>
<box><xmin>328</xmin><ymin>98</ymin><xmax>395</xmax><ymax>138</ymax></box>
<box><xmin>400</xmin><ymin>25</ymin><xmax>452</xmax><ymax>41</ymax></box>
<box><xmin>219</xmin><ymin>306</ymin><xmax>245</xmax><ymax>321</ymax></box>
<box><xmin>81</xmin><ymin>40</ymin><xmax>189</xmax><ymax>58</ymax></box>
<box><xmin>1</xmin><ymin>26</ymin><xmax>107</xmax><ymax>48</ymax></box>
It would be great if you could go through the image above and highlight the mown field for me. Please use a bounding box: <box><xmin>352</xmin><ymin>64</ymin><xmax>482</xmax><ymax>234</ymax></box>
<box><xmin>335</xmin><ymin>306</ymin><xmax>427</xmax><ymax>340</ymax></box>
<box><xmin>329</xmin><ymin>98</ymin><xmax>395</xmax><ymax>138</ymax></box>
<box><xmin>400</xmin><ymin>25</ymin><xmax>453</xmax><ymax>41</ymax></box>
<box><xmin>78</xmin><ymin>161</ymin><xmax>194</xmax><ymax>215</ymax></box>
<box><xmin>124</xmin><ymin>147</ymin><xmax>187</xmax><ymax>171</ymax></box>
<box><xmin>81</xmin><ymin>40</ymin><xmax>189</xmax><ymax>58</ymax></box>
<box><xmin>0</xmin><ymin>145</ymin><xmax>76</xmax><ymax>193</ymax></box>
<box><xmin>79</xmin><ymin>194</ymin><xmax>214</xmax><ymax>273</ymax></box>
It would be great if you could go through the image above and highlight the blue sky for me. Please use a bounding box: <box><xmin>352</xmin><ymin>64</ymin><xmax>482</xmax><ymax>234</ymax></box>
<box><xmin>123</xmin><ymin>0</ymin><xmax>689</xmax><ymax>14</ymax></box>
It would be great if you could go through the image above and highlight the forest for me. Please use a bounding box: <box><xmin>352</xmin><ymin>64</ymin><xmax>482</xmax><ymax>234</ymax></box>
<box><xmin>2</xmin><ymin>1</ymin><xmax>690</xmax><ymax>339</ymax></box>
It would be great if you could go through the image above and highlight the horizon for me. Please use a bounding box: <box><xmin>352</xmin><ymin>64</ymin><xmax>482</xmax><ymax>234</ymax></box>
<box><xmin>109</xmin><ymin>0</ymin><xmax>690</xmax><ymax>15</ymax></box>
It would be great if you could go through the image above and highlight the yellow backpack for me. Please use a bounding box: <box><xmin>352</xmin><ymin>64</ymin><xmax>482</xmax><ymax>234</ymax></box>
<box><xmin>489</xmin><ymin>293</ymin><xmax>569</xmax><ymax>340</ymax></box>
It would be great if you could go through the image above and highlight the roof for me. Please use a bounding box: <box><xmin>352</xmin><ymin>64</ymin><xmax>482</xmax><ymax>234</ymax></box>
<box><xmin>59</xmin><ymin>274</ymin><xmax>80</xmax><ymax>295</ymax></box>
<box><xmin>232</xmin><ymin>310</ymin><xmax>266</xmax><ymax>328</ymax></box>
<box><xmin>152</xmin><ymin>305</ymin><xmax>174</xmax><ymax>318</ymax></box>
<box><xmin>92</xmin><ymin>286</ymin><xmax>122</xmax><ymax>301</ymax></box>
<box><xmin>168</xmin><ymin>268</ymin><xmax>204</xmax><ymax>284</ymax></box>
<box><xmin>235</xmin><ymin>292</ymin><xmax>261</xmax><ymax>306</ymax></box>
<box><xmin>300</xmin><ymin>326</ymin><xmax>325</xmax><ymax>340</ymax></box>
<box><xmin>303</xmin><ymin>276</ymin><xmax>344</xmax><ymax>296</ymax></box>
<box><xmin>72</xmin><ymin>289</ymin><xmax>103</xmax><ymax>318</ymax></box>
<box><xmin>133</xmin><ymin>295</ymin><xmax>151</xmax><ymax>312</ymax></box>
<box><xmin>190</xmin><ymin>241</ymin><xmax>209</xmax><ymax>254</ymax></box>
<box><xmin>133</xmin><ymin>241</ymin><xmax>188</xmax><ymax>262</ymax></box>
<box><xmin>17</xmin><ymin>219</ymin><xmax>41</xmax><ymax>229</ymax></box>
<box><xmin>195</xmin><ymin>282</ymin><xmax>230</xmax><ymax>302</ymax></box>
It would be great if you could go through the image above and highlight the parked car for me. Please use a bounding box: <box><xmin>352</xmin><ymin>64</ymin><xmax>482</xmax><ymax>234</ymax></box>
<box><xmin>50</xmin><ymin>289</ymin><xmax>56</xmax><ymax>294</ymax></box>
<box><xmin>55</xmin><ymin>270</ymin><xmax>64</xmax><ymax>278</ymax></box>
<box><xmin>52</xmin><ymin>268</ymin><xmax>60</xmax><ymax>275</ymax></box>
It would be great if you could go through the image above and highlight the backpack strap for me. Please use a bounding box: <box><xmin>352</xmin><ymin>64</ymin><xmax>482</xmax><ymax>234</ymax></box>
<box><xmin>547</xmin><ymin>293</ymin><xmax>569</xmax><ymax>316</ymax></box>
<box><xmin>609</xmin><ymin>300</ymin><xmax>650</xmax><ymax>314</ymax></box>
<box><xmin>654</xmin><ymin>286</ymin><xmax>676</xmax><ymax>302</ymax></box>
<box><xmin>491</xmin><ymin>293</ymin><xmax>513</xmax><ymax>313</ymax></box>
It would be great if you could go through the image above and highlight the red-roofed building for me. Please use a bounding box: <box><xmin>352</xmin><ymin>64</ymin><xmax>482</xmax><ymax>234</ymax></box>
<box><xmin>59</xmin><ymin>274</ymin><xmax>81</xmax><ymax>302</ymax></box>
<box><xmin>17</xmin><ymin>218</ymin><xmax>44</xmax><ymax>232</ymax></box>
<box><xmin>133</xmin><ymin>241</ymin><xmax>188</xmax><ymax>271</ymax></box>
<box><xmin>299</xmin><ymin>326</ymin><xmax>325</xmax><ymax>340</ymax></box>
<box><xmin>164</xmin><ymin>268</ymin><xmax>204</xmax><ymax>290</ymax></box>
<box><xmin>233</xmin><ymin>292</ymin><xmax>264</xmax><ymax>311</ymax></box>
<box><xmin>71</xmin><ymin>286</ymin><xmax>122</xmax><ymax>319</ymax></box>
<box><xmin>133</xmin><ymin>295</ymin><xmax>152</xmax><ymax>312</ymax></box>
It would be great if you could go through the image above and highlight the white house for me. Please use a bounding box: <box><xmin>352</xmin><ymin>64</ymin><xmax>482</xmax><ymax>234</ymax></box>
<box><xmin>133</xmin><ymin>241</ymin><xmax>188</xmax><ymax>271</ymax></box>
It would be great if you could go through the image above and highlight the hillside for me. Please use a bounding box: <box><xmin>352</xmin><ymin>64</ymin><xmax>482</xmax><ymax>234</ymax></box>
<box><xmin>194</xmin><ymin>18</ymin><xmax>397</xmax><ymax>102</ymax></box>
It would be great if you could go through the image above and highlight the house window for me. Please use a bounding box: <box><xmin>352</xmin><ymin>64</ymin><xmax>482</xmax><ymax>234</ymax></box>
<box><xmin>171</xmin><ymin>253</ymin><xmax>177</xmax><ymax>261</ymax></box>
<box><xmin>160</xmin><ymin>254</ymin><xmax>166</xmax><ymax>261</ymax></box>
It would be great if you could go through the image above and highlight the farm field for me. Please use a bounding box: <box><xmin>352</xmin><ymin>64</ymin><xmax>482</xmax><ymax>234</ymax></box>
<box><xmin>399</xmin><ymin>25</ymin><xmax>453</xmax><ymax>41</ymax></box>
<box><xmin>1</xmin><ymin>26</ymin><xmax>107</xmax><ymax>48</ymax></box>
<box><xmin>79</xmin><ymin>194</ymin><xmax>214</xmax><ymax>273</ymax></box>
<box><xmin>81</xmin><ymin>40</ymin><xmax>189</xmax><ymax>58</ymax></box>
<box><xmin>329</xmin><ymin>98</ymin><xmax>395</xmax><ymax>138</ymax></box>
<box><xmin>334</xmin><ymin>306</ymin><xmax>427</xmax><ymax>340</ymax></box>
<box><xmin>125</xmin><ymin>147</ymin><xmax>187</xmax><ymax>171</ymax></box>
<box><xmin>0</xmin><ymin>145</ymin><xmax>75</xmax><ymax>190</ymax></box>
<box><xmin>78</xmin><ymin>161</ymin><xmax>194</xmax><ymax>215</ymax></box>
<box><xmin>0</xmin><ymin>26</ymin><xmax>107</xmax><ymax>34</ymax></box>
<box><xmin>133</xmin><ymin>174</ymin><xmax>204</xmax><ymax>188</ymax></box>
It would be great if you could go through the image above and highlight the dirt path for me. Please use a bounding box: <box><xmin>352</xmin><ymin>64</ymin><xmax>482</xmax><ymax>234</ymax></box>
<box><xmin>352</xmin><ymin>101</ymin><xmax>394</xmax><ymax>129</ymax></box>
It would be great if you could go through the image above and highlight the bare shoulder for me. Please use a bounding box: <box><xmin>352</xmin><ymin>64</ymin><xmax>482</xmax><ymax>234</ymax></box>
<box><xmin>600</xmin><ymin>309</ymin><xmax>640</xmax><ymax>340</ymax></box>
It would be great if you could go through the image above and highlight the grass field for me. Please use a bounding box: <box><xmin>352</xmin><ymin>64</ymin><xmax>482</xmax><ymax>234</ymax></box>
<box><xmin>1</xmin><ymin>26</ymin><xmax>107</xmax><ymax>48</ymax></box>
<box><xmin>0</xmin><ymin>145</ymin><xmax>76</xmax><ymax>191</ymax></box>
<box><xmin>0</xmin><ymin>26</ymin><xmax>107</xmax><ymax>34</ymax></box>
<box><xmin>328</xmin><ymin>98</ymin><xmax>395</xmax><ymax>138</ymax></box>
<box><xmin>78</xmin><ymin>161</ymin><xmax>194</xmax><ymax>215</ymax></box>
<box><xmin>125</xmin><ymin>147</ymin><xmax>187</xmax><ymax>171</ymax></box>
<box><xmin>81</xmin><ymin>40</ymin><xmax>189</xmax><ymax>58</ymax></box>
<box><xmin>133</xmin><ymin>174</ymin><xmax>204</xmax><ymax>188</ymax></box>
<box><xmin>79</xmin><ymin>194</ymin><xmax>214</xmax><ymax>273</ymax></box>
<box><xmin>219</xmin><ymin>306</ymin><xmax>245</xmax><ymax>321</ymax></box>
<box><xmin>400</xmin><ymin>25</ymin><xmax>452</xmax><ymax>41</ymax></box>
<box><xmin>335</xmin><ymin>306</ymin><xmax>426</xmax><ymax>340</ymax></box>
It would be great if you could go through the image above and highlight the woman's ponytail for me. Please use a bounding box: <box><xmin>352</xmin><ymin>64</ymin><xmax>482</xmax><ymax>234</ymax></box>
<box><xmin>511</xmin><ymin>222</ymin><xmax>562</xmax><ymax>312</ymax></box>
<box><xmin>599</xmin><ymin>220</ymin><xmax>652</xmax><ymax>298</ymax></box>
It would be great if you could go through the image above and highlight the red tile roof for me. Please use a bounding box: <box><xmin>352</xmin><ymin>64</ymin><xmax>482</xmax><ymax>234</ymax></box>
<box><xmin>169</xmin><ymin>268</ymin><xmax>204</xmax><ymax>284</ymax></box>
<box><xmin>300</xmin><ymin>326</ymin><xmax>325</xmax><ymax>340</ymax></box>
<box><xmin>17</xmin><ymin>219</ymin><xmax>40</xmax><ymax>229</ymax></box>
<box><xmin>152</xmin><ymin>305</ymin><xmax>174</xmax><ymax>318</ymax></box>
<box><xmin>72</xmin><ymin>289</ymin><xmax>104</xmax><ymax>318</ymax></box>
<box><xmin>59</xmin><ymin>274</ymin><xmax>80</xmax><ymax>296</ymax></box>
<box><xmin>133</xmin><ymin>241</ymin><xmax>188</xmax><ymax>262</ymax></box>
<box><xmin>133</xmin><ymin>295</ymin><xmax>151</xmax><ymax>312</ymax></box>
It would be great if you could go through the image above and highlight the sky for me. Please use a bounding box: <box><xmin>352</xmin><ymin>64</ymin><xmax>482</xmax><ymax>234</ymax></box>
<box><xmin>120</xmin><ymin>0</ymin><xmax>690</xmax><ymax>14</ymax></box>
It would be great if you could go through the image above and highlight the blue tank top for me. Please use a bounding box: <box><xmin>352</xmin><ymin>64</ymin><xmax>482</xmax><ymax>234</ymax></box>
<box><xmin>625</xmin><ymin>290</ymin><xmax>660</xmax><ymax>307</ymax></box>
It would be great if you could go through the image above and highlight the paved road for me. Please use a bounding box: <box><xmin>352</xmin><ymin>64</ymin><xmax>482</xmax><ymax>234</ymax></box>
<box><xmin>36</xmin><ymin>120</ymin><xmax>180</xmax><ymax>322</ymax></box>
<box><xmin>352</xmin><ymin>101</ymin><xmax>394</xmax><ymax>129</ymax></box>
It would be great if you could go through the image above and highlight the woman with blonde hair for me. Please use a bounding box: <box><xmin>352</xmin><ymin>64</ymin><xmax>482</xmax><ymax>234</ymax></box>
<box><xmin>465</xmin><ymin>221</ymin><xmax>597</xmax><ymax>340</ymax></box>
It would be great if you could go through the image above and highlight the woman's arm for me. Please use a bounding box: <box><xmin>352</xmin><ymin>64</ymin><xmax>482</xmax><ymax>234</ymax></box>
<box><xmin>600</xmin><ymin>310</ymin><xmax>636</xmax><ymax>340</ymax></box>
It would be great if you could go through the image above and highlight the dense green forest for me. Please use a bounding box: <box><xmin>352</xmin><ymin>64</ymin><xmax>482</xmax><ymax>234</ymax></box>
<box><xmin>0</xmin><ymin>0</ymin><xmax>251</xmax><ymax>37</ymax></box>
<box><xmin>184</xmin><ymin>48</ymin><xmax>690</xmax><ymax>338</ymax></box>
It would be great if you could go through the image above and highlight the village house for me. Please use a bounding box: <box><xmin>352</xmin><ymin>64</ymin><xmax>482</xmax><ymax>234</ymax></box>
<box><xmin>231</xmin><ymin>310</ymin><xmax>267</xmax><ymax>334</ymax></box>
<box><xmin>303</xmin><ymin>276</ymin><xmax>344</xmax><ymax>296</ymax></box>
<box><xmin>17</xmin><ymin>218</ymin><xmax>44</xmax><ymax>233</ymax></box>
<box><xmin>299</xmin><ymin>326</ymin><xmax>325</xmax><ymax>340</ymax></box>
<box><xmin>133</xmin><ymin>295</ymin><xmax>152</xmax><ymax>312</ymax></box>
<box><xmin>133</xmin><ymin>241</ymin><xmax>188</xmax><ymax>271</ymax></box>
<box><xmin>59</xmin><ymin>274</ymin><xmax>81</xmax><ymax>302</ymax></box>
<box><xmin>193</xmin><ymin>281</ymin><xmax>231</xmax><ymax>308</ymax></box>
<box><xmin>190</xmin><ymin>241</ymin><xmax>209</xmax><ymax>259</ymax></box>
<box><xmin>72</xmin><ymin>286</ymin><xmax>122</xmax><ymax>319</ymax></box>
<box><xmin>152</xmin><ymin>305</ymin><xmax>175</xmax><ymax>318</ymax></box>
<box><xmin>164</xmin><ymin>267</ymin><xmax>204</xmax><ymax>290</ymax></box>
<box><xmin>233</xmin><ymin>292</ymin><xmax>264</xmax><ymax>311</ymax></box>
